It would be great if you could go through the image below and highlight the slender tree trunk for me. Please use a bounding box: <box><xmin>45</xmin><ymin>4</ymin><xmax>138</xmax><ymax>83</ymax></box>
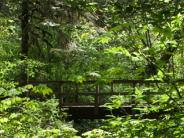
<box><xmin>20</xmin><ymin>0</ymin><xmax>29</xmax><ymax>84</ymax></box>
<box><xmin>21</xmin><ymin>0</ymin><xmax>29</xmax><ymax>58</ymax></box>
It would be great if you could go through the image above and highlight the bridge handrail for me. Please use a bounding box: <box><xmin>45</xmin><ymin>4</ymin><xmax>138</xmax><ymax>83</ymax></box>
<box><xmin>28</xmin><ymin>79</ymin><xmax>184</xmax><ymax>84</ymax></box>
<box><xmin>28</xmin><ymin>79</ymin><xmax>183</xmax><ymax>110</ymax></box>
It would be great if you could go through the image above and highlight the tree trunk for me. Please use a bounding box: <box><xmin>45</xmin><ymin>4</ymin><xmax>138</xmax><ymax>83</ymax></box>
<box><xmin>20</xmin><ymin>0</ymin><xmax>29</xmax><ymax>85</ymax></box>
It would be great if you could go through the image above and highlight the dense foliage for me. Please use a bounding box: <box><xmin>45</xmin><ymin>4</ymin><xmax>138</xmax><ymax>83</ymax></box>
<box><xmin>0</xmin><ymin>0</ymin><xmax>184</xmax><ymax>137</ymax></box>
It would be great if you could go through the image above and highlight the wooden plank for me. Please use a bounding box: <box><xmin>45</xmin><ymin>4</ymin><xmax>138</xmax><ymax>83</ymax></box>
<box><xmin>111</xmin><ymin>83</ymin><xmax>114</xmax><ymax>93</ymax></box>
<box><xmin>131</xmin><ymin>83</ymin><xmax>136</xmax><ymax>104</ymax></box>
<box><xmin>75</xmin><ymin>84</ymin><xmax>79</xmax><ymax>103</ymax></box>
<box><xmin>94</xmin><ymin>84</ymin><xmax>100</xmax><ymax>115</ymax></box>
<box><xmin>60</xmin><ymin>85</ymin><xmax>64</xmax><ymax>106</ymax></box>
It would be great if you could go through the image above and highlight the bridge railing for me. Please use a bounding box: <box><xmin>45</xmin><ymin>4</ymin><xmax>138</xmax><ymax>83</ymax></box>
<box><xmin>29</xmin><ymin>79</ymin><xmax>184</xmax><ymax>108</ymax></box>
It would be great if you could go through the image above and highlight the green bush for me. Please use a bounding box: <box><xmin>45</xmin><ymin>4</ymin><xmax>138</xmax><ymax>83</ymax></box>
<box><xmin>0</xmin><ymin>82</ymin><xmax>79</xmax><ymax>138</ymax></box>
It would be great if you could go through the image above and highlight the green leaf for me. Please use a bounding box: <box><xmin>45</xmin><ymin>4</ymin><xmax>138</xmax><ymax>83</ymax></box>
<box><xmin>135</xmin><ymin>87</ymin><xmax>143</xmax><ymax>96</ymax></box>
<box><xmin>32</xmin><ymin>84</ymin><xmax>53</xmax><ymax>96</ymax></box>
<box><xmin>157</xmin><ymin>70</ymin><xmax>164</xmax><ymax>79</ymax></box>
<box><xmin>0</xmin><ymin>118</ymin><xmax>8</xmax><ymax>123</ymax></box>
<box><xmin>164</xmin><ymin>0</ymin><xmax>170</xmax><ymax>3</ymax></box>
<box><xmin>24</xmin><ymin>84</ymin><xmax>34</xmax><ymax>90</ymax></box>
<box><xmin>98</xmin><ymin>36</ymin><xmax>111</xmax><ymax>44</ymax></box>
<box><xmin>104</xmin><ymin>47</ymin><xmax>131</xmax><ymax>57</ymax></box>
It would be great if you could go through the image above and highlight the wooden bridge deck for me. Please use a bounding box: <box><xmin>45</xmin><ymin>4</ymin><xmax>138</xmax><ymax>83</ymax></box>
<box><xmin>29</xmin><ymin>79</ymin><xmax>183</xmax><ymax>119</ymax></box>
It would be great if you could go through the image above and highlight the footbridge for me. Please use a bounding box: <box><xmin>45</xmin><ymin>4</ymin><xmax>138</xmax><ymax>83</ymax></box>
<box><xmin>29</xmin><ymin>79</ymin><xmax>183</xmax><ymax>119</ymax></box>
